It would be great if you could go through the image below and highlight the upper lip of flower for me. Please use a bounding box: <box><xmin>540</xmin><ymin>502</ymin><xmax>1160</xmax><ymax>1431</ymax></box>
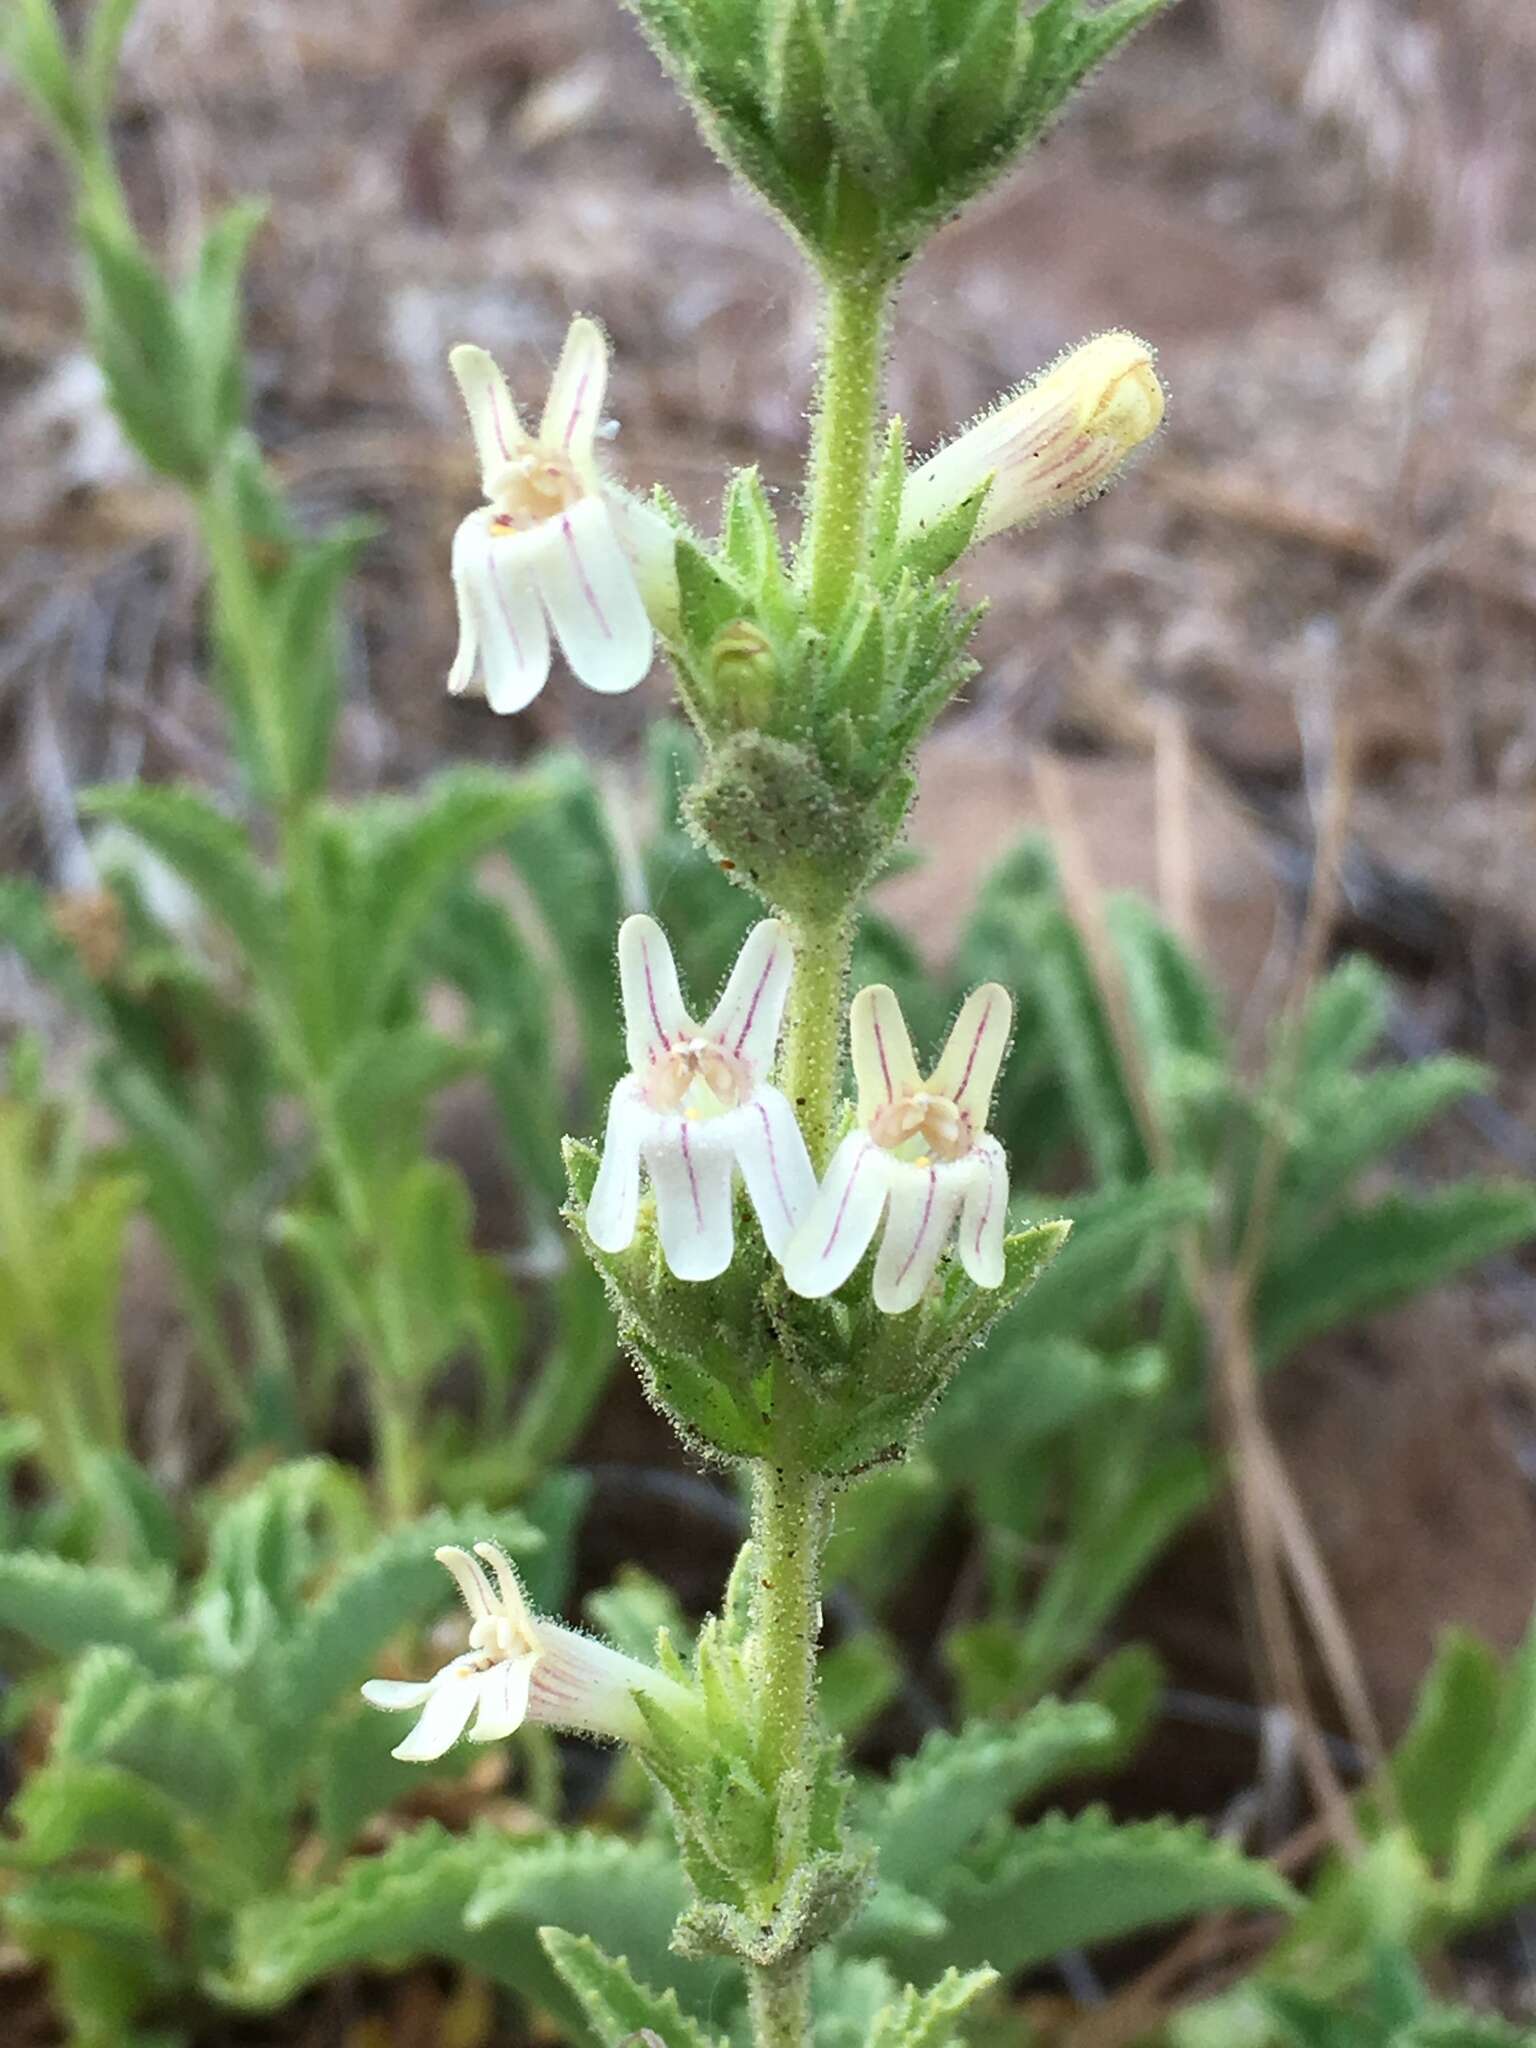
<box><xmin>854</xmin><ymin>981</ymin><xmax>1010</xmax><ymax>1156</ymax></box>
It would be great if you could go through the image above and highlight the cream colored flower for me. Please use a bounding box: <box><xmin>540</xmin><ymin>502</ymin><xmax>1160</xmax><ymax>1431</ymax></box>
<box><xmin>446</xmin><ymin>319</ymin><xmax>674</xmax><ymax>711</ymax></box>
<box><xmin>782</xmin><ymin>983</ymin><xmax>1012</xmax><ymax>1314</ymax></box>
<box><xmin>586</xmin><ymin>914</ymin><xmax>817</xmax><ymax>1281</ymax></box>
<box><xmin>899</xmin><ymin>331</ymin><xmax>1164</xmax><ymax>551</ymax></box>
<box><xmin>362</xmin><ymin>1542</ymin><xmax>683</xmax><ymax>1760</ymax></box>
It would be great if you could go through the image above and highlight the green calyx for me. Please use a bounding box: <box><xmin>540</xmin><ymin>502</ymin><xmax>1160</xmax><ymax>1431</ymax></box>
<box><xmin>651</xmin><ymin>447</ymin><xmax>981</xmax><ymax>917</ymax></box>
<box><xmin>620</xmin><ymin>0</ymin><xmax>1175</xmax><ymax>280</ymax></box>
<box><xmin>567</xmin><ymin>1134</ymin><xmax>1071</xmax><ymax>1475</ymax></box>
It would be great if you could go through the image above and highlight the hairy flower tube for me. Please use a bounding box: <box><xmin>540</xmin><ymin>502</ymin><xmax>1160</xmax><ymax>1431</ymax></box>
<box><xmin>898</xmin><ymin>331</ymin><xmax>1165</xmax><ymax>551</ymax></box>
<box><xmin>362</xmin><ymin>1543</ymin><xmax>686</xmax><ymax>1760</ymax></box>
<box><xmin>782</xmin><ymin>983</ymin><xmax>1012</xmax><ymax>1314</ymax></box>
<box><xmin>447</xmin><ymin>318</ymin><xmax>674</xmax><ymax>711</ymax></box>
<box><xmin>587</xmin><ymin>914</ymin><xmax>816</xmax><ymax>1280</ymax></box>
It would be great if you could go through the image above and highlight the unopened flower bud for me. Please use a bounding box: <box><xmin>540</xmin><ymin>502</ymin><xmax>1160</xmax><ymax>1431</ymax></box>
<box><xmin>898</xmin><ymin>332</ymin><xmax>1164</xmax><ymax>553</ymax></box>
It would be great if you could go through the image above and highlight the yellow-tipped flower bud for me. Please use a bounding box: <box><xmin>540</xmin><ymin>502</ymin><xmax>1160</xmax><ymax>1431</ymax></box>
<box><xmin>898</xmin><ymin>331</ymin><xmax>1164</xmax><ymax>553</ymax></box>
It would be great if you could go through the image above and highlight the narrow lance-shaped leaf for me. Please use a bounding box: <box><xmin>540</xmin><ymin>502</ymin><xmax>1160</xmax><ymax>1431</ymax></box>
<box><xmin>539</xmin><ymin>1929</ymin><xmax>726</xmax><ymax>2048</ymax></box>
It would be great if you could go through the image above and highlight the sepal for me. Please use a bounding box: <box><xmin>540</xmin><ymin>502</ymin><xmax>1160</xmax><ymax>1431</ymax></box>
<box><xmin>771</xmin><ymin>1219</ymin><xmax>1071</xmax><ymax>1476</ymax></box>
<box><xmin>565</xmin><ymin>1138</ymin><xmax>776</xmax><ymax>1461</ymax></box>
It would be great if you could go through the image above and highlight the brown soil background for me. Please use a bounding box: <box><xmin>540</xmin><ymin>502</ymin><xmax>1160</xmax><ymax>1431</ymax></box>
<box><xmin>3</xmin><ymin>0</ymin><xmax>1536</xmax><ymax>2037</ymax></box>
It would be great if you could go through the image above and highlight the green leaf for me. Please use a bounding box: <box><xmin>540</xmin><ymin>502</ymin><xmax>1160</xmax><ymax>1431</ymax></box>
<box><xmin>1276</xmin><ymin>1060</ymin><xmax>1488</xmax><ymax>1235</ymax></box>
<box><xmin>1009</xmin><ymin>1445</ymin><xmax>1211</xmax><ymax>1699</ymax></box>
<box><xmin>1461</xmin><ymin>1606</ymin><xmax>1536</xmax><ymax>1876</ymax></box>
<box><xmin>88</xmin><ymin>1673</ymin><xmax>254</xmax><ymax>1827</ymax></box>
<box><xmin>867</xmin><ymin>1966</ymin><xmax>999</xmax><ymax>2048</ymax></box>
<box><xmin>180</xmin><ymin>198</ymin><xmax>265</xmax><ymax>454</ymax></box>
<box><xmin>1023</xmin><ymin>900</ymin><xmax>1148</xmax><ymax>1184</ymax></box>
<box><xmin>195</xmin><ymin>1457</ymin><xmax>363</xmax><ymax>1667</ymax></box>
<box><xmin>1405</xmin><ymin>2014</ymin><xmax>1536</xmax><ymax>2048</ymax></box>
<box><xmin>863</xmin><ymin>1700</ymin><xmax>1118</xmax><ymax>1889</ymax></box>
<box><xmin>1389</xmin><ymin>1629</ymin><xmax>1501</xmax><ymax>1865</ymax></box>
<box><xmin>1256</xmin><ymin>1184</ymin><xmax>1536</xmax><ymax>1363</ymax></box>
<box><xmin>329</xmin><ymin>1024</ymin><xmax>486</xmax><ymax>1160</ymax></box>
<box><xmin>428</xmin><ymin>882</ymin><xmax>565</xmax><ymax>1208</ymax></box>
<box><xmin>5</xmin><ymin>1867</ymin><xmax>177</xmax><ymax>2038</ymax></box>
<box><xmin>10</xmin><ymin>1758</ymin><xmax>191</xmax><ymax>1871</ymax></box>
<box><xmin>313</xmin><ymin>1703</ymin><xmax>446</xmax><ymax>1851</ymax></box>
<box><xmin>889</xmin><ymin>1808</ymin><xmax>1297</xmax><ymax>1978</ymax></box>
<box><xmin>222</xmin><ymin>1824</ymin><xmax>503</xmax><ymax>2008</ymax></box>
<box><xmin>1004</xmin><ymin>1177</ymin><xmax>1208</xmax><ymax>1343</ymax></box>
<box><xmin>820</xmin><ymin>1631</ymin><xmax>903</xmax><ymax>1740</ymax></box>
<box><xmin>503</xmin><ymin>1257</ymin><xmax>619</xmax><ymax>1488</ymax></box>
<box><xmin>77</xmin><ymin>783</ymin><xmax>276</xmax><ymax>973</ymax></box>
<box><xmin>467</xmin><ymin>1832</ymin><xmax>707</xmax><ymax>2010</ymax></box>
<box><xmin>539</xmin><ymin>1928</ymin><xmax>726</xmax><ymax>2048</ymax></box>
<box><xmin>79</xmin><ymin>211</ymin><xmax>207</xmax><ymax>481</ymax></box>
<box><xmin>81</xmin><ymin>0</ymin><xmax>143</xmax><ymax>117</ymax></box>
<box><xmin>1292</xmin><ymin>956</ymin><xmax>1392</xmax><ymax>1082</ymax></box>
<box><xmin>812</xmin><ymin>1953</ymin><xmax>902</xmax><ymax>2048</ymax></box>
<box><xmin>502</xmin><ymin>753</ymin><xmax>628</xmax><ymax>1100</ymax></box>
<box><xmin>4</xmin><ymin>0</ymin><xmax>92</xmax><ymax>155</ymax></box>
<box><xmin>351</xmin><ymin>766</ymin><xmax>549</xmax><ymax>1020</ymax></box>
<box><xmin>0</xmin><ymin>1552</ymin><xmax>187</xmax><ymax>1675</ymax></box>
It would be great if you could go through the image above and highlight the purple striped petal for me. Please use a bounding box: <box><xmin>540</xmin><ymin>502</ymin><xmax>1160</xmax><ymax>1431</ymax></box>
<box><xmin>850</xmin><ymin>985</ymin><xmax>922</xmax><ymax>1126</ymax></box>
<box><xmin>781</xmin><ymin>1133</ymin><xmax>890</xmax><ymax>1300</ymax></box>
<box><xmin>617</xmin><ymin>914</ymin><xmax>693</xmax><ymax>1068</ymax></box>
<box><xmin>930</xmin><ymin>984</ymin><xmax>1012</xmax><ymax>1125</ymax></box>
<box><xmin>704</xmin><ymin>920</ymin><xmax>793</xmax><ymax>1079</ymax></box>
<box><xmin>538</xmin><ymin>317</ymin><xmax>608</xmax><ymax>473</ymax></box>
<box><xmin>729</xmin><ymin>1086</ymin><xmax>817</xmax><ymax>1260</ymax></box>
<box><xmin>957</xmin><ymin>1135</ymin><xmax>1008</xmax><ymax>1289</ymax></box>
<box><xmin>642</xmin><ymin>1116</ymin><xmax>736</xmax><ymax>1281</ymax></box>
<box><xmin>536</xmin><ymin>497</ymin><xmax>653</xmax><ymax>694</ymax></box>
<box><xmin>872</xmin><ymin>1161</ymin><xmax>965</xmax><ymax>1315</ymax></box>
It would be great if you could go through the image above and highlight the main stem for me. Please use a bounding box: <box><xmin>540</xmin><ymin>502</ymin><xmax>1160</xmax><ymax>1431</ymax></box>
<box><xmin>801</xmin><ymin>272</ymin><xmax>891</xmax><ymax>634</ymax></box>
<box><xmin>749</xmin><ymin>1446</ymin><xmax>827</xmax><ymax>2048</ymax></box>
<box><xmin>746</xmin><ymin>265</ymin><xmax>890</xmax><ymax>2048</ymax></box>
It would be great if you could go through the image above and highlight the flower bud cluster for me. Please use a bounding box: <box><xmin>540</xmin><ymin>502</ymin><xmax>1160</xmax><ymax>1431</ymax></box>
<box><xmin>618</xmin><ymin>0</ymin><xmax>1175</xmax><ymax>283</ymax></box>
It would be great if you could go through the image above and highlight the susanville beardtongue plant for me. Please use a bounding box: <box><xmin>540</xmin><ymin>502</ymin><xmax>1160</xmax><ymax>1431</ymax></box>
<box><xmin>411</xmin><ymin>7</ymin><xmax>1176</xmax><ymax>2044</ymax></box>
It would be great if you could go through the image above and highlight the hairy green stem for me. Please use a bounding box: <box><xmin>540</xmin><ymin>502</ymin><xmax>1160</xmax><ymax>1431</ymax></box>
<box><xmin>749</xmin><ymin>1449</ymin><xmax>827</xmax><ymax>2048</ymax></box>
<box><xmin>781</xmin><ymin>911</ymin><xmax>854</xmax><ymax>1172</ymax></box>
<box><xmin>749</xmin><ymin>1959</ymin><xmax>814</xmax><ymax>2048</ymax></box>
<box><xmin>800</xmin><ymin>274</ymin><xmax>891</xmax><ymax>633</ymax></box>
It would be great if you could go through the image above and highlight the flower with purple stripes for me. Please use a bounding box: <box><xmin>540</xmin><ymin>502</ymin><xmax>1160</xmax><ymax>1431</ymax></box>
<box><xmin>898</xmin><ymin>332</ymin><xmax>1164</xmax><ymax>555</ymax></box>
<box><xmin>362</xmin><ymin>1542</ymin><xmax>686</xmax><ymax>1761</ymax></box>
<box><xmin>782</xmin><ymin>982</ymin><xmax>1012</xmax><ymax>1315</ymax></box>
<box><xmin>586</xmin><ymin>914</ymin><xmax>816</xmax><ymax>1281</ymax></box>
<box><xmin>445</xmin><ymin>319</ymin><xmax>676</xmax><ymax>711</ymax></box>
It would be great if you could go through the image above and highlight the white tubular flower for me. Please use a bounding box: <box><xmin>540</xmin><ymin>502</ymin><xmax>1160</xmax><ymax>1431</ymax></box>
<box><xmin>898</xmin><ymin>331</ymin><xmax>1165</xmax><ymax>551</ymax></box>
<box><xmin>782</xmin><ymin>983</ymin><xmax>1013</xmax><ymax>1315</ymax></box>
<box><xmin>362</xmin><ymin>1543</ymin><xmax>685</xmax><ymax>1761</ymax></box>
<box><xmin>586</xmin><ymin>914</ymin><xmax>817</xmax><ymax>1282</ymax></box>
<box><xmin>446</xmin><ymin>318</ymin><xmax>675</xmax><ymax>712</ymax></box>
